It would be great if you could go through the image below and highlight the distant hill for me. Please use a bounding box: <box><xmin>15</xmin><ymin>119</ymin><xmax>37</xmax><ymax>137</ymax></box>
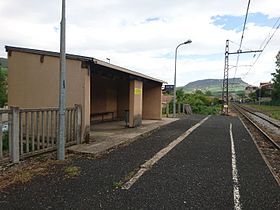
<box><xmin>181</xmin><ymin>78</ymin><xmax>249</xmax><ymax>96</ymax></box>
<box><xmin>0</xmin><ymin>58</ymin><xmax>7</xmax><ymax>68</ymax></box>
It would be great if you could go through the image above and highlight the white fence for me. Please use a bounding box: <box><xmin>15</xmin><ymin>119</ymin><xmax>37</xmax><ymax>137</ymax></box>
<box><xmin>162</xmin><ymin>103</ymin><xmax>190</xmax><ymax>117</ymax></box>
<box><xmin>0</xmin><ymin>105</ymin><xmax>82</xmax><ymax>164</ymax></box>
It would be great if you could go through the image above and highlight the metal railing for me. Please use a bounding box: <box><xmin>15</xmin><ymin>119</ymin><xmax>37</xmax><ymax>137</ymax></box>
<box><xmin>0</xmin><ymin>109</ymin><xmax>11</xmax><ymax>163</ymax></box>
<box><xmin>0</xmin><ymin>105</ymin><xmax>82</xmax><ymax>164</ymax></box>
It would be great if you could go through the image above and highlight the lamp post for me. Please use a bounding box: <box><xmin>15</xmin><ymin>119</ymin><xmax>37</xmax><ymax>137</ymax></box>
<box><xmin>173</xmin><ymin>40</ymin><xmax>192</xmax><ymax>118</ymax></box>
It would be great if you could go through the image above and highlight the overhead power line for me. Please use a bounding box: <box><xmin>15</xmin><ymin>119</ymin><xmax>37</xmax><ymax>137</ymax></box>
<box><xmin>229</xmin><ymin>39</ymin><xmax>253</xmax><ymax>52</ymax></box>
<box><xmin>239</xmin><ymin>0</ymin><xmax>251</xmax><ymax>50</ymax></box>
<box><xmin>243</xmin><ymin>19</ymin><xmax>280</xmax><ymax>77</ymax></box>
<box><xmin>259</xmin><ymin>17</ymin><xmax>280</xmax><ymax>49</ymax></box>
<box><xmin>234</xmin><ymin>0</ymin><xmax>251</xmax><ymax>79</ymax></box>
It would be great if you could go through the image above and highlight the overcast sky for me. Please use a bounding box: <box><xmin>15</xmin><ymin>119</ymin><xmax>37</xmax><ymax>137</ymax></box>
<box><xmin>0</xmin><ymin>0</ymin><xmax>279</xmax><ymax>86</ymax></box>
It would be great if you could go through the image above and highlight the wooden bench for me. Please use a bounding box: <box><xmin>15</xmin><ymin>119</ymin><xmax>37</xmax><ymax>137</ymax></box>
<box><xmin>90</xmin><ymin>112</ymin><xmax>115</xmax><ymax>122</ymax></box>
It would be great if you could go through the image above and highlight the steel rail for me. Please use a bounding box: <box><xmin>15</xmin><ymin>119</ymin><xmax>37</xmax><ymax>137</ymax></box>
<box><xmin>232</xmin><ymin>104</ymin><xmax>280</xmax><ymax>150</ymax></box>
<box><xmin>234</xmin><ymin>103</ymin><xmax>280</xmax><ymax>128</ymax></box>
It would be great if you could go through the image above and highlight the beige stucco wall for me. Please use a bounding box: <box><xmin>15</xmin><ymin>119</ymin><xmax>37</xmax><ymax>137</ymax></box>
<box><xmin>142</xmin><ymin>83</ymin><xmax>162</xmax><ymax>120</ymax></box>
<box><xmin>83</xmin><ymin>66</ymin><xmax>91</xmax><ymax>135</ymax></box>
<box><xmin>7</xmin><ymin>51</ymin><xmax>90</xmax><ymax>137</ymax></box>
<box><xmin>129</xmin><ymin>80</ymin><xmax>143</xmax><ymax>127</ymax></box>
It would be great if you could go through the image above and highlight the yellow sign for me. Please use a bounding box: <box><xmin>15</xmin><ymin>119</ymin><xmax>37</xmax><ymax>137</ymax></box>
<box><xmin>134</xmin><ymin>88</ymin><xmax>142</xmax><ymax>95</ymax></box>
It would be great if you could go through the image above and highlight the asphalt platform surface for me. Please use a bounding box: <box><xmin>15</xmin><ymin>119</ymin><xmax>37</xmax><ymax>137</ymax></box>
<box><xmin>0</xmin><ymin>115</ymin><xmax>279</xmax><ymax>209</ymax></box>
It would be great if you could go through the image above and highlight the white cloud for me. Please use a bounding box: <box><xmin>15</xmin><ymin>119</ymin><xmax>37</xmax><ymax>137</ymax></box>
<box><xmin>0</xmin><ymin>0</ymin><xmax>279</xmax><ymax>86</ymax></box>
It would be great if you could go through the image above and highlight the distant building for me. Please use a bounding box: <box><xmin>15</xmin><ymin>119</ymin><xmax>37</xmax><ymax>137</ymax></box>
<box><xmin>245</xmin><ymin>85</ymin><xmax>258</xmax><ymax>96</ymax></box>
<box><xmin>259</xmin><ymin>82</ymin><xmax>273</xmax><ymax>99</ymax></box>
<box><xmin>260</xmin><ymin>82</ymin><xmax>273</xmax><ymax>90</ymax></box>
<box><xmin>162</xmin><ymin>95</ymin><xmax>173</xmax><ymax>107</ymax></box>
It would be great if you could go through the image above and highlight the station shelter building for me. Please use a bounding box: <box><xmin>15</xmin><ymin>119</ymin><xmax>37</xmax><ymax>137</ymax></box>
<box><xmin>5</xmin><ymin>46</ymin><xmax>164</xmax><ymax>139</ymax></box>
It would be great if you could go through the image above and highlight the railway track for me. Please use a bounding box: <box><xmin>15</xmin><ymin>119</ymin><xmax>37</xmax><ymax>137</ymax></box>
<box><xmin>234</xmin><ymin>103</ymin><xmax>280</xmax><ymax>129</ymax></box>
<box><xmin>232</xmin><ymin>103</ymin><xmax>280</xmax><ymax>150</ymax></box>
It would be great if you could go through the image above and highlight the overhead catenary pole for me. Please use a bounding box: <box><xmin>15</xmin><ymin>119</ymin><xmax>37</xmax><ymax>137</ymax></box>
<box><xmin>221</xmin><ymin>40</ymin><xmax>229</xmax><ymax>115</ymax></box>
<box><xmin>58</xmin><ymin>0</ymin><xmax>66</xmax><ymax>160</ymax></box>
<box><xmin>221</xmin><ymin>40</ymin><xmax>262</xmax><ymax>115</ymax></box>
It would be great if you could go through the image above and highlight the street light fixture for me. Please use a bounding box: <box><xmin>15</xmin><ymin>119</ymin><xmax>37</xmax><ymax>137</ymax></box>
<box><xmin>173</xmin><ymin>39</ymin><xmax>192</xmax><ymax>118</ymax></box>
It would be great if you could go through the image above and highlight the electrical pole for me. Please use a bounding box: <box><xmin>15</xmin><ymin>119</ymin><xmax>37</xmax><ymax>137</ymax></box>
<box><xmin>221</xmin><ymin>40</ymin><xmax>262</xmax><ymax>115</ymax></box>
<box><xmin>58</xmin><ymin>0</ymin><xmax>66</xmax><ymax>160</ymax></box>
<box><xmin>221</xmin><ymin>40</ymin><xmax>229</xmax><ymax>115</ymax></box>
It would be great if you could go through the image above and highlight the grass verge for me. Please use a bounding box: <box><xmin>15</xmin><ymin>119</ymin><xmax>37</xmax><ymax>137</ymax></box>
<box><xmin>245</xmin><ymin>104</ymin><xmax>280</xmax><ymax>120</ymax></box>
<box><xmin>64</xmin><ymin>166</ymin><xmax>80</xmax><ymax>178</ymax></box>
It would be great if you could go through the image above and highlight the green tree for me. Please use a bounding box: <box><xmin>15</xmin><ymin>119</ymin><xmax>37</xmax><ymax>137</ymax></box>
<box><xmin>205</xmin><ymin>90</ymin><xmax>212</xmax><ymax>96</ymax></box>
<box><xmin>194</xmin><ymin>89</ymin><xmax>203</xmax><ymax>95</ymax></box>
<box><xmin>185</xmin><ymin>91</ymin><xmax>219</xmax><ymax>114</ymax></box>
<box><xmin>271</xmin><ymin>51</ymin><xmax>280</xmax><ymax>100</ymax></box>
<box><xmin>0</xmin><ymin>68</ymin><xmax>7</xmax><ymax>107</ymax></box>
<box><xmin>176</xmin><ymin>89</ymin><xmax>186</xmax><ymax>103</ymax></box>
<box><xmin>249</xmin><ymin>91</ymin><xmax>257</xmax><ymax>102</ymax></box>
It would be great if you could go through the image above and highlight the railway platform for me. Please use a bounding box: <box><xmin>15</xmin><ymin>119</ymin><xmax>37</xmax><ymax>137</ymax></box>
<box><xmin>0</xmin><ymin>115</ymin><xmax>279</xmax><ymax>209</ymax></box>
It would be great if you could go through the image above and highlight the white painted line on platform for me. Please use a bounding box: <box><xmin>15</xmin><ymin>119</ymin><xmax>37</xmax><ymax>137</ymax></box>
<box><xmin>230</xmin><ymin>123</ymin><xmax>242</xmax><ymax>210</ymax></box>
<box><xmin>122</xmin><ymin>116</ymin><xmax>210</xmax><ymax>190</ymax></box>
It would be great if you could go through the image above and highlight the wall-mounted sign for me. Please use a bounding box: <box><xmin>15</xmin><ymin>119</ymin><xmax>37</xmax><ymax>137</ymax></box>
<box><xmin>134</xmin><ymin>88</ymin><xmax>142</xmax><ymax>95</ymax></box>
<box><xmin>163</xmin><ymin>85</ymin><xmax>174</xmax><ymax>92</ymax></box>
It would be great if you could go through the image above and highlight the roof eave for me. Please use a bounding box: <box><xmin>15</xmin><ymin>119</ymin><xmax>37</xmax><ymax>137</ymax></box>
<box><xmin>5</xmin><ymin>45</ymin><xmax>165</xmax><ymax>84</ymax></box>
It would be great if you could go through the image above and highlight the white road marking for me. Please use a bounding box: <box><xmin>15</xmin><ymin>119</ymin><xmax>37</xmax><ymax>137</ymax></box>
<box><xmin>122</xmin><ymin>116</ymin><xmax>210</xmax><ymax>190</ymax></box>
<box><xmin>230</xmin><ymin>123</ymin><xmax>242</xmax><ymax>210</ymax></box>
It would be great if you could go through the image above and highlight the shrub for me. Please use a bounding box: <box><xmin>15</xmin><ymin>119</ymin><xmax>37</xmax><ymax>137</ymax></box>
<box><xmin>2</xmin><ymin>131</ymin><xmax>9</xmax><ymax>151</ymax></box>
<box><xmin>185</xmin><ymin>92</ymin><xmax>220</xmax><ymax>115</ymax></box>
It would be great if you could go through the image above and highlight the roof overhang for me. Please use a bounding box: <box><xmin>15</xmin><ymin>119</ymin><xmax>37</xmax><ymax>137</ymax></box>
<box><xmin>5</xmin><ymin>46</ymin><xmax>165</xmax><ymax>84</ymax></box>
